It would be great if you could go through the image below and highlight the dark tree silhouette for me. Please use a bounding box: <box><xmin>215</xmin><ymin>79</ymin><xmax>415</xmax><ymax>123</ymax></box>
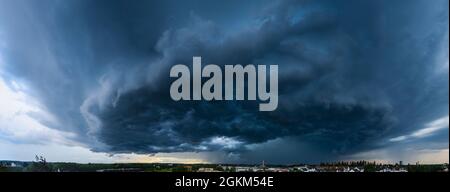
<box><xmin>25</xmin><ymin>155</ymin><xmax>53</xmax><ymax>172</ymax></box>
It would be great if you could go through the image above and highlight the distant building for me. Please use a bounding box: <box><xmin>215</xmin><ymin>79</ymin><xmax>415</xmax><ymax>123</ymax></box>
<box><xmin>198</xmin><ymin>167</ymin><xmax>219</xmax><ymax>172</ymax></box>
<box><xmin>296</xmin><ymin>166</ymin><xmax>317</xmax><ymax>172</ymax></box>
<box><xmin>235</xmin><ymin>167</ymin><xmax>253</xmax><ymax>172</ymax></box>
<box><xmin>377</xmin><ymin>168</ymin><xmax>407</xmax><ymax>172</ymax></box>
<box><xmin>267</xmin><ymin>167</ymin><xmax>289</xmax><ymax>172</ymax></box>
<box><xmin>184</xmin><ymin>166</ymin><xmax>192</xmax><ymax>172</ymax></box>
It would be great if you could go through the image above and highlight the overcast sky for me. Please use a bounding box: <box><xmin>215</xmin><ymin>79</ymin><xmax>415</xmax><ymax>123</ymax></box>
<box><xmin>0</xmin><ymin>0</ymin><xmax>448</xmax><ymax>164</ymax></box>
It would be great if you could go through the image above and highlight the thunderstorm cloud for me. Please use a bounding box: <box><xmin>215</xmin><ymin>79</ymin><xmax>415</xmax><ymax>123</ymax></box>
<box><xmin>0</xmin><ymin>0</ymin><xmax>448</xmax><ymax>163</ymax></box>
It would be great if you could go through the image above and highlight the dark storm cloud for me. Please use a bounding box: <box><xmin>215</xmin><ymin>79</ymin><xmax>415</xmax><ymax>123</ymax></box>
<box><xmin>0</xmin><ymin>0</ymin><xmax>448</xmax><ymax>162</ymax></box>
